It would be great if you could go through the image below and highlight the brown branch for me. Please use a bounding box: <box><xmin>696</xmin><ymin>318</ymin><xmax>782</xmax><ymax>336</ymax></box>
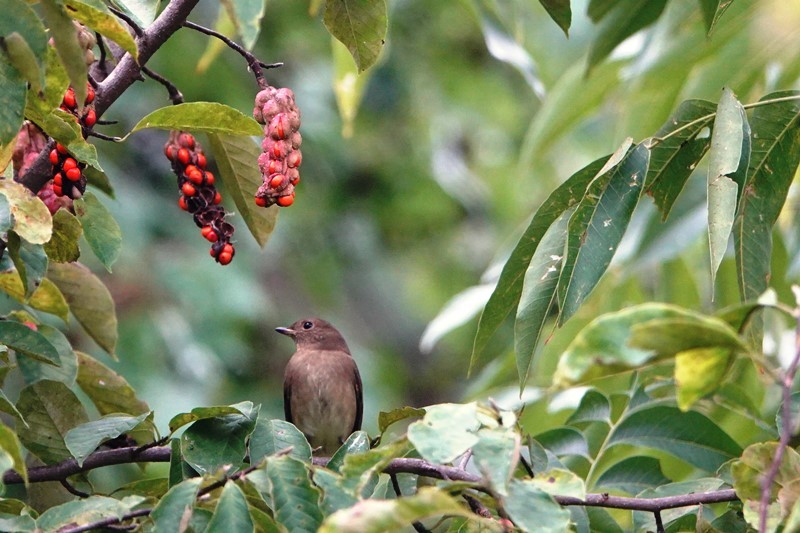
<box><xmin>58</xmin><ymin>508</ymin><xmax>151</xmax><ymax>533</ymax></box>
<box><xmin>17</xmin><ymin>0</ymin><xmax>202</xmax><ymax>194</ymax></box>
<box><xmin>759</xmin><ymin>287</ymin><xmax>800</xmax><ymax>533</ymax></box>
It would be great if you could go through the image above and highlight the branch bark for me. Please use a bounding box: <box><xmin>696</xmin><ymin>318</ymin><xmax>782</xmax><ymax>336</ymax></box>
<box><xmin>17</xmin><ymin>0</ymin><xmax>201</xmax><ymax>193</ymax></box>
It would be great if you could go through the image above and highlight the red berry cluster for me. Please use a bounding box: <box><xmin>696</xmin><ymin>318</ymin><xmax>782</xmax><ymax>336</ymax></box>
<box><xmin>164</xmin><ymin>131</ymin><xmax>236</xmax><ymax>265</ymax></box>
<box><xmin>47</xmin><ymin>82</ymin><xmax>97</xmax><ymax>200</ymax></box>
<box><xmin>253</xmin><ymin>86</ymin><xmax>302</xmax><ymax>208</ymax></box>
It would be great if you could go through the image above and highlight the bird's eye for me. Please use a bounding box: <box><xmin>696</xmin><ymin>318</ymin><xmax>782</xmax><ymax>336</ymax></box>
<box><xmin>302</xmin><ymin>321</ymin><xmax>313</xmax><ymax>330</ymax></box>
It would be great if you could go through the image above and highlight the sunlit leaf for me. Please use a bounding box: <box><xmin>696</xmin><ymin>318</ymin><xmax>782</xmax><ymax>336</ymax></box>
<box><xmin>675</xmin><ymin>346</ymin><xmax>732</xmax><ymax>410</ymax></box>
<box><xmin>130</xmin><ymin>103</ymin><xmax>263</xmax><ymax>136</ymax></box>
<box><xmin>108</xmin><ymin>0</ymin><xmax>159</xmax><ymax>28</ymax></box>
<box><xmin>407</xmin><ymin>403</ymin><xmax>480</xmax><ymax>464</ymax></box>
<box><xmin>327</xmin><ymin>430</ymin><xmax>370</xmax><ymax>473</ymax></box>
<box><xmin>587</xmin><ymin>0</ymin><xmax>668</xmax><ymax>72</ymax></box>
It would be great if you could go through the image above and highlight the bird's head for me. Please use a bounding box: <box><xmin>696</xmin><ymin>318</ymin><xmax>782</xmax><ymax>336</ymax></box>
<box><xmin>276</xmin><ymin>317</ymin><xmax>351</xmax><ymax>352</ymax></box>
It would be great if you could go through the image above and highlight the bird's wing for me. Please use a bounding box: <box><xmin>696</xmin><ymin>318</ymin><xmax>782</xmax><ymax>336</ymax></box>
<box><xmin>283</xmin><ymin>373</ymin><xmax>293</xmax><ymax>424</ymax></box>
<box><xmin>352</xmin><ymin>360</ymin><xmax>363</xmax><ymax>433</ymax></box>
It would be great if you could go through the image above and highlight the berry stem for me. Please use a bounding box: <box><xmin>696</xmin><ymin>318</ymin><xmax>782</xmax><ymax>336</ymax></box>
<box><xmin>142</xmin><ymin>66</ymin><xmax>184</xmax><ymax>104</ymax></box>
<box><xmin>183</xmin><ymin>20</ymin><xmax>272</xmax><ymax>90</ymax></box>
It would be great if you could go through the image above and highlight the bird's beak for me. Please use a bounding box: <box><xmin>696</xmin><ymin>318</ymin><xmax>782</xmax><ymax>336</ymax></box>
<box><xmin>275</xmin><ymin>326</ymin><xmax>296</xmax><ymax>337</ymax></box>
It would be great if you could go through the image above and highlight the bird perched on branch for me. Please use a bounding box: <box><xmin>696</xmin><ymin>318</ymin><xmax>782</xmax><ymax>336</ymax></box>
<box><xmin>276</xmin><ymin>317</ymin><xmax>363</xmax><ymax>456</ymax></box>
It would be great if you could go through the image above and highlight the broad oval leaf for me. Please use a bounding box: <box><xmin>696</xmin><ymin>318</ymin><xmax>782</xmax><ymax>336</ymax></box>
<box><xmin>150</xmin><ymin>477</ymin><xmax>203</xmax><ymax>533</ymax></box>
<box><xmin>65</xmin><ymin>412</ymin><xmax>151</xmax><ymax>466</ymax></box>
<box><xmin>169</xmin><ymin>401</ymin><xmax>256</xmax><ymax>434</ymax></box>
<box><xmin>0</xmin><ymin>271</ymin><xmax>69</xmax><ymax>322</ymax></box>
<box><xmin>76</xmin><ymin>351</ymin><xmax>150</xmax><ymax>416</ymax></box>
<box><xmin>0</xmin><ymin>179</ymin><xmax>52</xmax><ymax>244</ymax></box>
<box><xmin>180</xmin><ymin>403</ymin><xmax>259</xmax><ymax>474</ymax></box>
<box><xmin>0</xmin><ymin>320</ymin><xmax>60</xmax><ymax>365</ymax></box>
<box><xmin>327</xmin><ymin>430</ymin><xmax>370</xmax><ymax>473</ymax></box>
<box><xmin>74</xmin><ymin>192</ymin><xmax>122</xmax><ymax>272</ymax></box>
<box><xmin>35</xmin><ymin>495</ymin><xmax>141</xmax><ymax>531</ymax></box>
<box><xmin>267</xmin><ymin>455</ymin><xmax>324</xmax><ymax>532</ymax></box>
<box><xmin>17</xmin><ymin>323</ymin><xmax>77</xmax><ymax>385</ymax></box>
<box><xmin>565</xmin><ymin>389</ymin><xmax>611</xmax><ymax>426</ymax></box>
<box><xmin>674</xmin><ymin>346</ymin><xmax>733</xmax><ymax>411</ymax></box>
<box><xmin>534</xmin><ymin>427</ymin><xmax>590</xmax><ymax>459</ymax></box>
<box><xmin>130</xmin><ymin>103</ymin><xmax>262</xmax><ymax>136</ymax></box>
<box><xmin>206</xmin><ymin>133</ymin><xmax>278</xmax><ymax>248</ymax></box>
<box><xmin>44</xmin><ymin>208</ymin><xmax>82</xmax><ymax>263</ymax></box>
<box><xmin>249</xmin><ymin>418</ymin><xmax>312</xmax><ymax>465</ymax></box>
<box><xmin>323</xmin><ymin>0</ymin><xmax>387</xmax><ymax>72</ymax></box>
<box><xmin>0</xmin><ymin>423</ymin><xmax>27</xmax><ymax>484</ymax></box>
<box><xmin>377</xmin><ymin>406</ymin><xmax>425</xmax><ymax>434</ymax></box>
<box><xmin>504</xmin><ymin>480</ymin><xmax>571</xmax><ymax>533</ymax></box>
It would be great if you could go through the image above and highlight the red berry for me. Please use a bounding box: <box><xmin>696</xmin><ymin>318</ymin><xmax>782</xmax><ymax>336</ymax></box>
<box><xmin>254</xmin><ymin>196</ymin><xmax>268</xmax><ymax>207</ymax></box>
<box><xmin>218</xmin><ymin>252</ymin><xmax>232</xmax><ymax>265</ymax></box>
<box><xmin>204</xmin><ymin>172</ymin><xmax>215</xmax><ymax>186</ymax></box>
<box><xmin>56</xmin><ymin>143</ymin><xmax>68</xmax><ymax>155</ymax></box>
<box><xmin>66</xmin><ymin>168</ymin><xmax>82</xmax><ymax>182</ymax></box>
<box><xmin>83</xmin><ymin>109</ymin><xmax>96</xmax><ymax>127</ymax></box>
<box><xmin>268</xmin><ymin>160</ymin><xmax>283</xmax><ymax>174</ymax></box>
<box><xmin>63</xmin><ymin>88</ymin><xmax>76</xmax><ymax>109</ymax></box>
<box><xmin>179</xmin><ymin>133</ymin><xmax>195</xmax><ymax>149</ymax></box>
<box><xmin>290</xmin><ymin>175</ymin><xmax>300</xmax><ymax>186</ymax></box>
<box><xmin>269</xmin><ymin>174</ymin><xmax>284</xmax><ymax>188</ymax></box>
<box><xmin>165</xmin><ymin>145</ymin><xmax>176</xmax><ymax>160</ymax></box>
<box><xmin>271</xmin><ymin>143</ymin><xmax>284</xmax><ymax>159</ymax></box>
<box><xmin>178</xmin><ymin>196</ymin><xmax>189</xmax><ymax>210</ymax></box>
<box><xmin>277</xmin><ymin>195</ymin><xmax>294</xmax><ymax>207</ymax></box>
<box><xmin>178</xmin><ymin>148</ymin><xmax>190</xmax><ymax>165</ymax></box>
<box><xmin>222</xmin><ymin>243</ymin><xmax>234</xmax><ymax>256</ymax></box>
<box><xmin>196</xmin><ymin>153</ymin><xmax>206</xmax><ymax>168</ymax></box>
<box><xmin>181</xmin><ymin>182</ymin><xmax>196</xmax><ymax>196</ymax></box>
<box><xmin>201</xmin><ymin>226</ymin><xmax>218</xmax><ymax>242</ymax></box>
<box><xmin>49</xmin><ymin>150</ymin><xmax>59</xmax><ymax>165</ymax></box>
<box><xmin>62</xmin><ymin>158</ymin><xmax>77</xmax><ymax>171</ymax></box>
<box><xmin>85</xmin><ymin>85</ymin><xmax>95</xmax><ymax>104</ymax></box>
<box><xmin>287</xmin><ymin>151</ymin><xmax>302</xmax><ymax>168</ymax></box>
<box><xmin>187</xmin><ymin>169</ymin><xmax>203</xmax><ymax>185</ymax></box>
<box><xmin>213</xmin><ymin>192</ymin><xmax>222</xmax><ymax>205</ymax></box>
<box><xmin>53</xmin><ymin>173</ymin><xmax>63</xmax><ymax>186</ymax></box>
<box><xmin>209</xmin><ymin>247</ymin><xmax>216</xmax><ymax>257</ymax></box>
<box><xmin>53</xmin><ymin>185</ymin><xmax>63</xmax><ymax>196</ymax></box>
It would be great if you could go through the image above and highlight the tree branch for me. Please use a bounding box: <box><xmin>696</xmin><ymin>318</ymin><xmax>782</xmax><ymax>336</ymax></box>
<box><xmin>17</xmin><ymin>0</ymin><xmax>201</xmax><ymax>193</ymax></box>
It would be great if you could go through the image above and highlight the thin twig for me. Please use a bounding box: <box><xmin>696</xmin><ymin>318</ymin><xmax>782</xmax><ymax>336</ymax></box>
<box><xmin>142</xmin><ymin>66</ymin><xmax>184</xmax><ymax>104</ymax></box>
<box><xmin>85</xmin><ymin>130</ymin><xmax>123</xmax><ymax>142</ymax></box>
<box><xmin>389</xmin><ymin>473</ymin><xmax>431</xmax><ymax>533</ymax></box>
<box><xmin>654</xmin><ymin>510</ymin><xmax>665</xmax><ymax>533</ymax></box>
<box><xmin>60</xmin><ymin>478</ymin><xmax>90</xmax><ymax>498</ymax></box>
<box><xmin>183</xmin><ymin>20</ymin><xmax>268</xmax><ymax>89</ymax></box>
<box><xmin>759</xmin><ymin>286</ymin><xmax>800</xmax><ymax>533</ymax></box>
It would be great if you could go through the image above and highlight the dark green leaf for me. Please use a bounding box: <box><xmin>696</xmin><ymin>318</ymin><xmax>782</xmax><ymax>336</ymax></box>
<box><xmin>149</xmin><ymin>477</ymin><xmax>203</xmax><ymax>532</ymax></box>
<box><xmin>35</xmin><ymin>495</ymin><xmax>140</xmax><ymax>531</ymax></box>
<box><xmin>538</xmin><ymin>0</ymin><xmax>571</xmax><ymax>36</ymax></box>
<box><xmin>0</xmin><ymin>1</ymin><xmax>47</xmax><ymax>85</ymax></box>
<box><xmin>84</xmin><ymin>165</ymin><xmax>115</xmax><ymax>198</ymax></box>
<box><xmin>74</xmin><ymin>192</ymin><xmax>122</xmax><ymax>272</ymax></box>
<box><xmin>44</xmin><ymin>209</ymin><xmax>82</xmax><ymax>263</ymax></box>
<box><xmin>2</xmin><ymin>32</ymin><xmax>43</xmax><ymax>94</ymax></box>
<box><xmin>587</xmin><ymin>0</ymin><xmax>668</xmax><ymax>72</ymax></box>
<box><xmin>249</xmin><ymin>418</ymin><xmax>312</xmax><ymax>465</ymax></box>
<box><xmin>206</xmin><ymin>134</ymin><xmax>279</xmax><ymax>248</ymax></box>
<box><xmin>17</xmin><ymin>323</ymin><xmax>77</xmax><ymax>385</ymax></box>
<box><xmin>595</xmin><ymin>456</ymin><xmax>671</xmax><ymax>495</ymax></box>
<box><xmin>471</xmin><ymin>156</ymin><xmax>606</xmax><ymax>371</ymax></box>
<box><xmin>0</xmin><ymin>58</ymin><xmax>25</xmax><ymax>146</ymax></box>
<box><xmin>65</xmin><ymin>412</ymin><xmax>151</xmax><ymax>466</ymax></box>
<box><xmin>609</xmin><ymin>405</ymin><xmax>742</xmax><ymax>471</ymax></box>
<box><xmin>266</xmin><ymin>455</ymin><xmax>324</xmax><ymax>532</ymax></box>
<box><xmin>534</xmin><ymin>427</ymin><xmax>590</xmax><ymax>459</ymax></box>
<box><xmin>130</xmin><ymin>103</ymin><xmax>263</xmax><ymax>136</ymax></box>
<box><xmin>646</xmin><ymin>99</ymin><xmax>716</xmax><ymax>219</ymax></box>
<box><xmin>0</xmin><ymin>423</ymin><xmax>26</xmax><ymax>484</ymax></box>
<box><xmin>40</xmin><ymin>0</ymin><xmax>87</xmax><ymax>108</ymax></box>
<box><xmin>0</xmin><ymin>320</ymin><xmax>60</xmax><ymax>365</ymax></box>
<box><xmin>63</xmin><ymin>0</ymin><xmax>138</xmax><ymax>59</ymax></box>
<box><xmin>323</xmin><ymin>0</ymin><xmax>387</xmax><ymax>72</ymax></box>
<box><xmin>47</xmin><ymin>261</ymin><xmax>118</xmax><ymax>357</ymax></box>
<box><xmin>698</xmin><ymin>0</ymin><xmax>735</xmax><ymax>35</ymax></box>
<box><xmin>327</xmin><ymin>430</ymin><xmax>370</xmax><ymax>473</ymax></box>
<box><xmin>557</xmin><ymin>143</ymin><xmax>650</xmax><ymax>325</ymax></box>
<box><xmin>108</xmin><ymin>0</ymin><xmax>158</xmax><ymax>28</ymax></box>
<box><xmin>6</xmin><ymin>232</ymin><xmax>48</xmax><ymax>298</ymax></box>
<box><xmin>16</xmin><ymin>379</ymin><xmax>89</xmax><ymax>464</ymax></box>
<box><xmin>181</xmin><ymin>402</ymin><xmax>259</xmax><ymax>474</ymax></box>
<box><xmin>734</xmin><ymin>91</ymin><xmax>800</xmax><ymax>300</ymax></box>
<box><xmin>313</xmin><ymin>468</ymin><xmax>358</xmax><ymax>516</ymax></box>
<box><xmin>76</xmin><ymin>351</ymin><xmax>149</xmax><ymax>415</ymax></box>
<box><xmin>206</xmin><ymin>480</ymin><xmax>253</xmax><ymax>533</ymax></box>
<box><xmin>0</xmin><ymin>389</ymin><xmax>26</xmax><ymax>426</ymax></box>
<box><xmin>378</xmin><ymin>406</ymin><xmax>425</xmax><ymax>434</ymax></box>
<box><xmin>169</xmin><ymin>402</ymin><xmax>256</xmax><ymax>434</ymax></box>
<box><xmin>566</xmin><ymin>389</ymin><xmax>611</xmax><ymax>426</ymax></box>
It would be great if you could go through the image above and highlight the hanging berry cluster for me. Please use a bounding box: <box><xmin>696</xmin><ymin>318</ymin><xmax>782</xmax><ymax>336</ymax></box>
<box><xmin>164</xmin><ymin>131</ymin><xmax>236</xmax><ymax>265</ymax></box>
<box><xmin>47</xmin><ymin>82</ymin><xmax>97</xmax><ymax>200</ymax></box>
<box><xmin>253</xmin><ymin>86</ymin><xmax>302</xmax><ymax>208</ymax></box>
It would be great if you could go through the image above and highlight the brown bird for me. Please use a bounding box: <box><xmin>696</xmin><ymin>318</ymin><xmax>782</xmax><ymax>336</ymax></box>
<box><xmin>276</xmin><ymin>318</ymin><xmax>363</xmax><ymax>455</ymax></box>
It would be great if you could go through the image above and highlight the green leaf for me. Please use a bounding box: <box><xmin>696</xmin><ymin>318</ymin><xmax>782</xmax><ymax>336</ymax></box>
<box><xmin>36</xmin><ymin>495</ymin><xmax>142</xmax><ymax>531</ymax></box>
<box><xmin>646</xmin><ymin>99</ymin><xmax>716</xmax><ymax>219</ymax></box>
<box><xmin>206</xmin><ymin>134</ymin><xmax>279</xmax><ymax>248</ymax></box>
<box><xmin>130</xmin><ymin>103</ymin><xmax>263</xmax><ymax>136</ymax></box>
<box><xmin>332</xmin><ymin>37</ymin><xmax>370</xmax><ymax>137</ymax></box>
<box><xmin>377</xmin><ymin>406</ymin><xmax>425</xmax><ymax>434</ymax></box>
<box><xmin>75</xmin><ymin>351</ymin><xmax>149</xmax><ymax>415</ymax></box>
<box><xmin>595</xmin><ymin>456</ymin><xmax>671</xmax><ymax>495</ymax></box>
<box><xmin>16</xmin><ymin>379</ymin><xmax>89</xmax><ymax>464</ymax></box>
<box><xmin>40</xmin><ymin>0</ymin><xmax>87</xmax><ymax>108</ymax></box>
<box><xmin>47</xmin><ymin>261</ymin><xmax>118</xmax><ymax>357</ymax></box>
<box><xmin>65</xmin><ymin>412</ymin><xmax>151</xmax><ymax>466</ymax></box>
<box><xmin>206</xmin><ymin>480</ymin><xmax>254</xmax><ymax>533</ymax></box>
<box><xmin>0</xmin><ymin>389</ymin><xmax>26</xmax><ymax>426</ymax></box>
<box><xmin>472</xmin><ymin>427</ymin><xmax>520</xmax><ymax>495</ymax></box>
<box><xmin>0</xmin><ymin>194</ymin><xmax>12</xmax><ymax>234</ymax></box>
<box><xmin>627</xmin><ymin>315</ymin><xmax>746</xmax><ymax>355</ymax></box>
<box><xmin>108</xmin><ymin>0</ymin><xmax>159</xmax><ymax>28</ymax></box>
<box><xmin>0</xmin><ymin>58</ymin><xmax>25</xmax><ymax>146</ymax></box>
<box><xmin>44</xmin><ymin>208</ymin><xmax>83</xmax><ymax>263</ymax></box>
<box><xmin>566</xmin><ymin>389</ymin><xmax>611</xmax><ymax>426</ymax></box>
<box><xmin>0</xmin><ymin>271</ymin><xmax>69</xmax><ymax>322</ymax></box>
<box><xmin>314</xmin><ymin>468</ymin><xmax>358</xmax><ymax>516</ymax></box>
<box><xmin>6</xmin><ymin>232</ymin><xmax>48</xmax><ymax>298</ymax></box>
<box><xmin>734</xmin><ymin>91</ymin><xmax>800</xmax><ymax>300</ymax></box>
<box><xmin>323</xmin><ymin>0</ymin><xmax>387</xmax><ymax>73</ymax></box>
<box><xmin>631</xmin><ymin>478</ymin><xmax>726</xmax><ymax>532</ymax></box>
<box><xmin>17</xmin><ymin>323</ymin><xmax>77</xmax><ymax>385</ymax></box>
<box><xmin>221</xmin><ymin>0</ymin><xmax>265</xmax><ymax>50</ymax></box>
<box><xmin>181</xmin><ymin>402</ymin><xmax>259</xmax><ymax>474</ymax></box>
<box><xmin>557</xmin><ymin>142</ymin><xmax>649</xmax><ymax>325</ymax></box>
<box><xmin>587</xmin><ymin>0</ymin><xmax>668</xmax><ymax>72</ymax></box>
<box><xmin>471</xmin><ymin>156</ymin><xmax>606</xmax><ymax>371</ymax></box>
<box><xmin>24</xmin><ymin>46</ymin><xmax>69</xmax><ymax>119</ymax></box>
<box><xmin>0</xmin><ymin>320</ymin><xmax>60</xmax><ymax>365</ymax></box>
<box><xmin>708</xmin><ymin>87</ymin><xmax>748</xmax><ymax>288</ymax></box>
<box><xmin>503</xmin><ymin>480</ymin><xmax>571</xmax><ymax>533</ymax></box>
<box><xmin>2</xmin><ymin>32</ymin><xmax>44</xmax><ymax>94</ymax></box>
<box><xmin>0</xmin><ymin>179</ymin><xmax>52</xmax><ymax>244</ymax></box>
<box><xmin>169</xmin><ymin>402</ymin><xmax>256</xmax><ymax>433</ymax></box>
<box><xmin>63</xmin><ymin>0</ymin><xmax>138</xmax><ymax>60</ymax></box>
<box><xmin>323</xmin><ymin>488</ymin><xmax>495</xmax><ymax>532</ymax></box>
<box><xmin>529</xmin><ymin>467</ymin><xmax>586</xmax><ymax>498</ymax></box>
<box><xmin>74</xmin><ymin>192</ymin><xmax>122</xmax><ymax>272</ymax></box>
<box><xmin>266</xmin><ymin>455</ymin><xmax>324</xmax><ymax>532</ymax></box>
<box><xmin>84</xmin><ymin>165</ymin><xmax>115</xmax><ymax>198</ymax></box>
<box><xmin>538</xmin><ymin>0</ymin><xmax>571</xmax><ymax>36</ymax></box>
<box><xmin>609</xmin><ymin>405</ymin><xmax>742</xmax><ymax>472</ymax></box>
<box><xmin>514</xmin><ymin>207</ymin><xmax>570</xmax><ymax>390</ymax></box>
<box><xmin>407</xmin><ymin>403</ymin><xmax>480</xmax><ymax>464</ymax></box>
<box><xmin>698</xmin><ymin>0</ymin><xmax>735</xmax><ymax>35</ymax></box>
<box><xmin>327</xmin><ymin>430</ymin><xmax>370</xmax><ymax>473</ymax></box>
<box><xmin>0</xmin><ymin>423</ymin><xmax>26</xmax><ymax>484</ymax></box>
<box><xmin>534</xmin><ymin>427</ymin><xmax>590</xmax><ymax>459</ymax></box>
<box><xmin>150</xmin><ymin>477</ymin><xmax>203</xmax><ymax>533</ymax></box>
<box><xmin>0</xmin><ymin>1</ymin><xmax>47</xmax><ymax>82</ymax></box>
<box><xmin>675</xmin><ymin>347</ymin><xmax>733</xmax><ymax>410</ymax></box>
<box><xmin>249</xmin><ymin>418</ymin><xmax>312</xmax><ymax>465</ymax></box>
<box><xmin>337</xmin><ymin>439</ymin><xmax>410</xmax><ymax>498</ymax></box>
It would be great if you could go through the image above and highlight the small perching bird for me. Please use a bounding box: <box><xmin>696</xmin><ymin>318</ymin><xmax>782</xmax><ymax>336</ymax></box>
<box><xmin>276</xmin><ymin>317</ymin><xmax>363</xmax><ymax>455</ymax></box>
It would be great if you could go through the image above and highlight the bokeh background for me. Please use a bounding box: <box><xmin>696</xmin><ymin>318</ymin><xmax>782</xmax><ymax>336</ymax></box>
<box><xmin>37</xmin><ymin>0</ymin><xmax>800</xmax><ymax>438</ymax></box>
